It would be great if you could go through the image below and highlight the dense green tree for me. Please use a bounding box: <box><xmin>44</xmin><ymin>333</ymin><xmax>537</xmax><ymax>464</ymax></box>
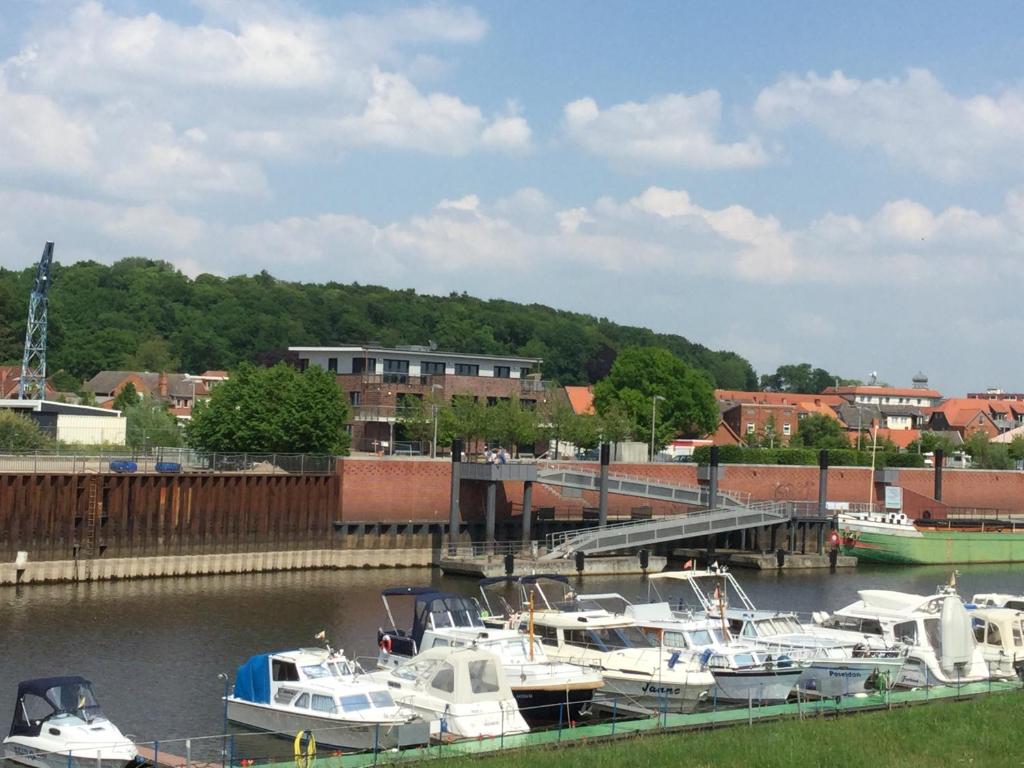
<box><xmin>488</xmin><ymin>396</ymin><xmax>538</xmax><ymax>454</ymax></box>
<box><xmin>1008</xmin><ymin>436</ymin><xmax>1024</xmax><ymax>463</ymax></box>
<box><xmin>907</xmin><ymin>431</ymin><xmax>959</xmax><ymax>457</ymax></box>
<box><xmin>186</xmin><ymin>363</ymin><xmax>350</xmax><ymax>454</ymax></box>
<box><xmin>790</xmin><ymin>413</ymin><xmax>850</xmax><ymax>449</ymax></box>
<box><xmin>760</xmin><ymin>363</ymin><xmax>859</xmax><ymax>393</ymax></box>
<box><xmin>963</xmin><ymin>430</ymin><xmax>1014</xmax><ymax>469</ymax></box>
<box><xmin>112</xmin><ymin>382</ymin><xmax>140</xmax><ymax>412</ymax></box>
<box><xmin>124</xmin><ymin>396</ymin><xmax>183</xmax><ymax>449</ymax></box>
<box><xmin>49</xmin><ymin>369</ymin><xmax>81</xmax><ymax>393</ymax></box>
<box><xmin>0</xmin><ymin>411</ymin><xmax>52</xmax><ymax>452</ymax></box>
<box><xmin>593</xmin><ymin>347</ymin><xmax>717</xmax><ymax>448</ymax></box>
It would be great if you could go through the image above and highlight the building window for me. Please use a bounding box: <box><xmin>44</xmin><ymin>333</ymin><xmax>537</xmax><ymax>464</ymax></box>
<box><xmin>783</xmin><ymin>423</ymin><xmax>791</xmax><ymax>436</ymax></box>
<box><xmin>421</xmin><ymin>361</ymin><xmax>445</xmax><ymax>375</ymax></box>
<box><xmin>383</xmin><ymin>359</ymin><xmax>409</xmax><ymax>384</ymax></box>
<box><xmin>327</xmin><ymin>357</ymin><xmax>338</xmax><ymax>373</ymax></box>
<box><xmin>454</xmin><ymin>363</ymin><xmax>479</xmax><ymax>376</ymax></box>
<box><xmin>494</xmin><ymin>366</ymin><xmax>511</xmax><ymax>378</ymax></box>
<box><xmin>352</xmin><ymin>357</ymin><xmax>376</xmax><ymax>374</ymax></box>
<box><xmin>348</xmin><ymin>391</ymin><xmax>361</xmax><ymax>406</ymax></box>
<box><xmin>297</xmin><ymin>359</ymin><xmax>309</xmax><ymax>372</ymax></box>
<box><xmin>746</xmin><ymin>423</ymin><xmax>755</xmax><ymax>434</ymax></box>
<box><xmin>521</xmin><ymin>367</ymin><xmax>531</xmax><ymax>378</ymax></box>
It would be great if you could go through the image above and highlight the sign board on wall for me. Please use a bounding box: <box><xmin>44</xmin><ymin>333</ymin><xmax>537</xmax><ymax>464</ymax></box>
<box><xmin>885</xmin><ymin>486</ymin><xmax>903</xmax><ymax>511</ymax></box>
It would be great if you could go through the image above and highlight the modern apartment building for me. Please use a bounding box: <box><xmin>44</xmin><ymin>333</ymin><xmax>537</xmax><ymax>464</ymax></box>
<box><xmin>289</xmin><ymin>344</ymin><xmax>544</xmax><ymax>451</ymax></box>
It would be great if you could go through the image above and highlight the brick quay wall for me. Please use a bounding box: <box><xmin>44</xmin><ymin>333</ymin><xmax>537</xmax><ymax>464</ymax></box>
<box><xmin>3</xmin><ymin>458</ymin><xmax>1024</xmax><ymax>583</ymax></box>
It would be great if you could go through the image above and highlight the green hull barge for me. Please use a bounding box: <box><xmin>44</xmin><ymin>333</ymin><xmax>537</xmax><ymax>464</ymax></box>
<box><xmin>839</xmin><ymin>512</ymin><xmax>1024</xmax><ymax>565</ymax></box>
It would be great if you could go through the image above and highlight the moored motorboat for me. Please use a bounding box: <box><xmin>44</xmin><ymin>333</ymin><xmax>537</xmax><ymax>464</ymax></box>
<box><xmin>649</xmin><ymin>569</ymin><xmax>906</xmax><ymax>697</ymax></box>
<box><xmin>3</xmin><ymin>677</ymin><xmax>145</xmax><ymax>768</ymax></box>
<box><xmin>365</xmin><ymin>646</ymin><xmax>529</xmax><ymax>739</ymax></box>
<box><xmin>376</xmin><ymin>587</ymin><xmax>603</xmax><ymax>725</ymax></box>
<box><xmin>226</xmin><ymin>644</ymin><xmax>429</xmax><ymax>751</ymax></box>
<box><xmin>820</xmin><ymin>585</ymin><xmax>1003</xmax><ymax>687</ymax></box>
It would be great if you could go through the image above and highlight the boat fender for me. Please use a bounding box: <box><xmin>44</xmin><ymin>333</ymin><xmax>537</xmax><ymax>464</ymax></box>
<box><xmin>668</xmin><ymin>651</ymin><xmax>682</xmax><ymax>669</ymax></box>
<box><xmin>294</xmin><ymin>730</ymin><xmax>316</xmax><ymax>768</ymax></box>
<box><xmin>379</xmin><ymin>634</ymin><xmax>393</xmax><ymax>654</ymax></box>
<box><xmin>776</xmin><ymin>655</ymin><xmax>792</xmax><ymax>669</ymax></box>
<box><xmin>698</xmin><ymin>648</ymin><xmax>713</xmax><ymax>669</ymax></box>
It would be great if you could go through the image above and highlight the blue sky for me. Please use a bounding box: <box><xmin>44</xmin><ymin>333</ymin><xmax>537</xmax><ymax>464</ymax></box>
<box><xmin>1</xmin><ymin>1</ymin><xmax>1023</xmax><ymax>394</ymax></box>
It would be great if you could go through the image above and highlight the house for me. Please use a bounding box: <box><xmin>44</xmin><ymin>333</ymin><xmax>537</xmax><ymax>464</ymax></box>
<box><xmin>821</xmin><ymin>372</ymin><xmax>942</xmax><ymax>409</ymax></box>
<box><xmin>927</xmin><ymin>398</ymin><xmax>1001</xmax><ymax>440</ymax></box>
<box><xmin>714</xmin><ymin>389</ymin><xmax>843</xmax><ymax>445</ymax></box>
<box><xmin>289</xmin><ymin>344</ymin><xmax>545</xmax><ymax>452</ymax></box>
<box><xmin>0</xmin><ymin>365</ymin><xmax>57</xmax><ymax>399</ymax></box>
<box><xmin>82</xmin><ymin>371</ymin><xmax>213</xmax><ymax>417</ymax></box>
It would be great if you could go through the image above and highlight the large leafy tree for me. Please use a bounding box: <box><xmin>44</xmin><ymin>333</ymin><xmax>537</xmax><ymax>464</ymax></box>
<box><xmin>760</xmin><ymin>363</ymin><xmax>859</xmax><ymax>393</ymax></box>
<box><xmin>186</xmin><ymin>363</ymin><xmax>350</xmax><ymax>454</ymax></box>
<box><xmin>592</xmin><ymin>347</ymin><xmax>717</xmax><ymax>448</ymax></box>
<box><xmin>112</xmin><ymin>382</ymin><xmax>140</xmax><ymax>412</ymax></box>
<box><xmin>790</xmin><ymin>413</ymin><xmax>850</xmax><ymax>449</ymax></box>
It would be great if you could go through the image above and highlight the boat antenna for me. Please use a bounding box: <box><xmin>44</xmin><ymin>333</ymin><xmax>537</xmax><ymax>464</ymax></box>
<box><xmin>528</xmin><ymin>592</ymin><xmax>535</xmax><ymax>662</ymax></box>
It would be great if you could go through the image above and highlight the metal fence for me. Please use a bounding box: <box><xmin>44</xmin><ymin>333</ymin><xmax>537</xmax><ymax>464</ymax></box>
<box><xmin>0</xmin><ymin>449</ymin><xmax>337</xmax><ymax>475</ymax></box>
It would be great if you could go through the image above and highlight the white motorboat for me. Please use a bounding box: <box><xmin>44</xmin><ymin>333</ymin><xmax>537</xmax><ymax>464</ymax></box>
<box><xmin>3</xmin><ymin>677</ymin><xmax>144</xmax><ymax>768</ymax></box>
<box><xmin>971</xmin><ymin>593</ymin><xmax>1024</xmax><ymax>611</ymax></box>
<box><xmin>226</xmin><ymin>645</ymin><xmax>429</xmax><ymax>751</ymax></box>
<box><xmin>821</xmin><ymin>586</ymin><xmax>1000</xmax><ymax>687</ymax></box>
<box><xmin>649</xmin><ymin>569</ymin><xmax>906</xmax><ymax>698</ymax></box>
<box><xmin>966</xmin><ymin>606</ymin><xmax>1024</xmax><ymax>678</ymax></box>
<box><xmin>376</xmin><ymin>587</ymin><xmax>603</xmax><ymax>725</ymax></box>
<box><xmin>495</xmin><ymin>576</ymin><xmax>714</xmax><ymax>714</ymax></box>
<box><xmin>613</xmin><ymin>600</ymin><xmax>804</xmax><ymax>705</ymax></box>
<box><xmin>365</xmin><ymin>646</ymin><xmax>529</xmax><ymax>739</ymax></box>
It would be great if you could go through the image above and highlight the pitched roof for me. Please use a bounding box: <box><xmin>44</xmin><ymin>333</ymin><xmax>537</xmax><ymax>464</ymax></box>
<box><xmin>991</xmin><ymin>424</ymin><xmax>1024</xmax><ymax>443</ymax></box>
<box><xmin>83</xmin><ymin>371</ymin><xmax>208</xmax><ymax>400</ymax></box>
<box><xmin>930</xmin><ymin>398</ymin><xmax>998</xmax><ymax>429</ymax></box>
<box><xmin>715</xmin><ymin>389</ymin><xmax>844</xmax><ymax>407</ymax></box>
<box><xmin>0</xmin><ymin>365</ymin><xmax>57</xmax><ymax>398</ymax></box>
<box><xmin>563</xmin><ymin>385</ymin><xmax>595</xmax><ymax>416</ymax></box>
<box><xmin>823</xmin><ymin>385</ymin><xmax>942</xmax><ymax>399</ymax></box>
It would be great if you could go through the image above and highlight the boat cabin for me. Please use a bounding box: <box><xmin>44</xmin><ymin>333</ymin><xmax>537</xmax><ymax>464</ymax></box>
<box><xmin>233</xmin><ymin>649</ymin><xmax>400</xmax><ymax>720</ymax></box>
<box><xmin>969</xmin><ymin>607</ymin><xmax>1024</xmax><ymax>675</ymax></box>
<box><xmin>972</xmin><ymin>593</ymin><xmax>1024</xmax><ymax>611</ymax></box>
<box><xmin>8</xmin><ymin>677</ymin><xmax>106</xmax><ymax>739</ymax></box>
<box><xmin>379</xmin><ymin>588</ymin><xmax>486</xmax><ymax>658</ymax></box>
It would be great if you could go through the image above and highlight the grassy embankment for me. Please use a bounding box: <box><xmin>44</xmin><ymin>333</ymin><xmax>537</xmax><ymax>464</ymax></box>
<box><xmin>432</xmin><ymin>692</ymin><xmax>1024</xmax><ymax>768</ymax></box>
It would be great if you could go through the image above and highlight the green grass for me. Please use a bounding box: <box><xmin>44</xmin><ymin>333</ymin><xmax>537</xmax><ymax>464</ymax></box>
<box><xmin>428</xmin><ymin>693</ymin><xmax>1024</xmax><ymax>768</ymax></box>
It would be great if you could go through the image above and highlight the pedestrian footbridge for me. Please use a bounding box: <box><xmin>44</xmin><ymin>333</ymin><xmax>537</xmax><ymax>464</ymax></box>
<box><xmin>535</xmin><ymin>467</ymin><xmax>750</xmax><ymax>508</ymax></box>
<box><xmin>540</xmin><ymin>501</ymin><xmax>792</xmax><ymax>560</ymax></box>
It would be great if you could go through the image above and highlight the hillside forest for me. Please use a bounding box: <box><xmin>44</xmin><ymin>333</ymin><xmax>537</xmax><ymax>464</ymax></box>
<box><xmin>0</xmin><ymin>258</ymin><xmax>760</xmax><ymax>389</ymax></box>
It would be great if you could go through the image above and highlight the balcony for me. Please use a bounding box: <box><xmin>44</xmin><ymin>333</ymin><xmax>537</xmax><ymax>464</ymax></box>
<box><xmin>351</xmin><ymin>373</ymin><xmax>443</xmax><ymax>389</ymax></box>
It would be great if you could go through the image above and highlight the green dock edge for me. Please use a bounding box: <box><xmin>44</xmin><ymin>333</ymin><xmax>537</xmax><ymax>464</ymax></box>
<box><xmin>270</xmin><ymin>681</ymin><xmax>1022</xmax><ymax>768</ymax></box>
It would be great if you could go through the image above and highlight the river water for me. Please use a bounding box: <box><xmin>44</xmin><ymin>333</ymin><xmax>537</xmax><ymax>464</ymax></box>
<box><xmin>3</xmin><ymin>564</ymin><xmax>1024</xmax><ymax>753</ymax></box>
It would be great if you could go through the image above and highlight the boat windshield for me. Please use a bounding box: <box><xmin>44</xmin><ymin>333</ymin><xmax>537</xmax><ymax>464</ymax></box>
<box><xmin>302</xmin><ymin>664</ymin><xmax>332</xmax><ymax>679</ymax></box>
<box><xmin>565</xmin><ymin>625</ymin><xmax>654</xmax><ymax>651</ymax></box>
<box><xmin>329</xmin><ymin>661</ymin><xmax>356</xmax><ymax>677</ymax></box>
<box><xmin>36</xmin><ymin>682</ymin><xmax>105</xmax><ymax>724</ymax></box>
<box><xmin>688</xmin><ymin>628</ymin><xmax>726</xmax><ymax>647</ymax></box>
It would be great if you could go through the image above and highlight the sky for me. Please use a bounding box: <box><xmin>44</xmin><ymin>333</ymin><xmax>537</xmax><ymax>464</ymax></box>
<box><xmin>1</xmin><ymin>1</ymin><xmax>1023</xmax><ymax>395</ymax></box>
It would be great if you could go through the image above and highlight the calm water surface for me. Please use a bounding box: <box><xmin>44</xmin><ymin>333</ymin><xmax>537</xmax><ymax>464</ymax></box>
<box><xmin>3</xmin><ymin>564</ymin><xmax>1024</xmax><ymax>747</ymax></box>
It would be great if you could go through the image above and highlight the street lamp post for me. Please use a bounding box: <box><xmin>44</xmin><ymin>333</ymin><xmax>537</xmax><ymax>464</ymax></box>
<box><xmin>650</xmin><ymin>395</ymin><xmax>665</xmax><ymax>462</ymax></box>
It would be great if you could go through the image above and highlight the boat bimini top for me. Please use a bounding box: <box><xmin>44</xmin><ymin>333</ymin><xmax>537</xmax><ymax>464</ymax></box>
<box><xmin>9</xmin><ymin>677</ymin><xmax>105</xmax><ymax>739</ymax></box>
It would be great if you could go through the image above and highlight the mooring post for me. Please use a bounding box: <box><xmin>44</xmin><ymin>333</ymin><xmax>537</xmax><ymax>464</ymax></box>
<box><xmin>448</xmin><ymin>438</ymin><xmax>463</xmax><ymax>555</ymax></box>
<box><xmin>486</xmin><ymin>480</ymin><xmax>497</xmax><ymax>553</ymax></box>
<box><xmin>522</xmin><ymin>480</ymin><xmax>533</xmax><ymax>543</ymax></box>
<box><xmin>818</xmin><ymin>450</ymin><xmax>829</xmax><ymax>518</ymax></box>
<box><xmin>598</xmin><ymin>443</ymin><xmax>610</xmax><ymax>527</ymax></box>
<box><xmin>708</xmin><ymin>446</ymin><xmax>719</xmax><ymax>509</ymax></box>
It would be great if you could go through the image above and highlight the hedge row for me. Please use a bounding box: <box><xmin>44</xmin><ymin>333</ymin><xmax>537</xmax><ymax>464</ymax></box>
<box><xmin>691</xmin><ymin>445</ymin><xmax>925</xmax><ymax>468</ymax></box>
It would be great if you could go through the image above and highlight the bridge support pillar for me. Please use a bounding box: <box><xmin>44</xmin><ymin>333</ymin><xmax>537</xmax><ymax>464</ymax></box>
<box><xmin>448</xmin><ymin>439</ymin><xmax>463</xmax><ymax>555</ymax></box>
<box><xmin>486</xmin><ymin>481</ymin><xmax>497</xmax><ymax>553</ymax></box>
<box><xmin>522</xmin><ymin>481</ymin><xmax>533</xmax><ymax>543</ymax></box>
<box><xmin>598</xmin><ymin>443</ymin><xmax>610</xmax><ymax>527</ymax></box>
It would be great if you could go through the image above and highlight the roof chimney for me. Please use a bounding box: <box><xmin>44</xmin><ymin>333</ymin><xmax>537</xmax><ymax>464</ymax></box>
<box><xmin>158</xmin><ymin>372</ymin><xmax>168</xmax><ymax>398</ymax></box>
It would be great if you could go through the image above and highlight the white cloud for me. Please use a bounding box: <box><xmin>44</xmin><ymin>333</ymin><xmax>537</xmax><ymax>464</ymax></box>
<box><xmin>755</xmin><ymin>68</ymin><xmax>1024</xmax><ymax>182</ymax></box>
<box><xmin>563</xmin><ymin>92</ymin><xmax>768</xmax><ymax>169</ymax></box>
<box><xmin>0</xmin><ymin>2</ymin><xmax>526</xmax><ymax>202</ymax></box>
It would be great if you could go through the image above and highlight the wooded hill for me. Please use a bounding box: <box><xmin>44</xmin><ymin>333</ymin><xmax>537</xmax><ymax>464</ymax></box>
<box><xmin>0</xmin><ymin>258</ymin><xmax>757</xmax><ymax>389</ymax></box>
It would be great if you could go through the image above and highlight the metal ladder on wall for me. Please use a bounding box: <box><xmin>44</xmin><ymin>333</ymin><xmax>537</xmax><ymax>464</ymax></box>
<box><xmin>80</xmin><ymin>474</ymin><xmax>101</xmax><ymax>581</ymax></box>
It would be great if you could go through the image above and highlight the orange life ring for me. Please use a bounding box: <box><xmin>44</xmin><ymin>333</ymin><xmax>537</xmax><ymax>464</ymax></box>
<box><xmin>379</xmin><ymin>634</ymin><xmax>393</xmax><ymax>654</ymax></box>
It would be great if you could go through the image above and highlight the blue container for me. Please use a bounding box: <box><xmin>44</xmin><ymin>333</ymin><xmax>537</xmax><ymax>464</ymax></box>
<box><xmin>109</xmin><ymin>460</ymin><xmax>138</xmax><ymax>474</ymax></box>
<box><xmin>155</xmin><ymin>462</ymin><xmax>182</xmax><ymax>474</ymax></box>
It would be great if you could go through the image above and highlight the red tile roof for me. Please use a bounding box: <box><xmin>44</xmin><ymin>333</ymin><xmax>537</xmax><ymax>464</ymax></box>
<box><xmin>564</xmin><ymin>385</ymin><xmax>595</xmax><ymax>415</ymax></box>
<box><xmin>715</xmin><ymin>389</ymin><xmax>845</xmax><ymax>407</ymax></box>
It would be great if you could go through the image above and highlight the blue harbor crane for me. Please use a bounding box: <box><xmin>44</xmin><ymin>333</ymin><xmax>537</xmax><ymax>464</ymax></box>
<box><xmin>18</xmin><ymin>242</ymin><xmax>54</xmax><ymax>400</ymax></box>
